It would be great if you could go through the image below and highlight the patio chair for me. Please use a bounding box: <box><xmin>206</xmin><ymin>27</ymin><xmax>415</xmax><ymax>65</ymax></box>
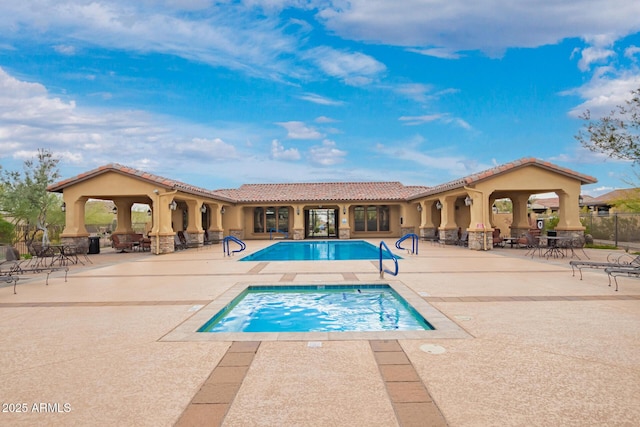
<box><xmin>570</xmin><ymin>253</ymin><xmax>640</xmax><ymax>280</ymax></box>
<box><xmin>492</xmin><ymin>228</ymin><xmax>504</xmax><ymax>247</ymax></box>
<box><xmin>524</xmin><ymin>233</ymin><xmax>543</xmax><ymax>258</ymax></box>
<box><xmin>1</xmin><ymin>246</ymin><xmax>24</xmax><ymax>275</ymax></box>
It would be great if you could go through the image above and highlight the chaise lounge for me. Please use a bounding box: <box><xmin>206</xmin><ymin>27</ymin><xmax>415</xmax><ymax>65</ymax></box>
<box><xmin>570</xmin><ymin>253</ymin><xmax>640</xmax><ymax>280</ymax></box>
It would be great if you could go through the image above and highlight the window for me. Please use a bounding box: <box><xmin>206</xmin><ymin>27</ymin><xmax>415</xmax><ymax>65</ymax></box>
<box><xmin>355</xmin><ymin>205</ymin><xmax>390</xmax><ymax>232</ymax></box>
<box><xmin>254</xmin><ymin>206</ymin><xmax>289</xmax><ymax>233</ymax></box>
<box><xmin>265</xmin><ymin>207</ymin><xmax>276</xmax><ymax>231</ymax></box>
<box><xmin>354</xmin><ymin>206</ymin><xmax>365</xmax><ymax>231</ymax></box>
<box><xmin>254</xmin><ymin>207</ymin><xmax>264</xmax><ymax>233</ymax></box>
<box><xmin>278</xmin><ymin>207</ymin><xmax>289</xmax><ymax>232</ymax></box>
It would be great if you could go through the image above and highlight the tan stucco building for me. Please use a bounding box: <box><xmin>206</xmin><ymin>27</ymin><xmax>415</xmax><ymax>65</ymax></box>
<box><xmin>47</xmin><ymin>158</ymin><xmax>597</xmax><ymax>254</ymax></box>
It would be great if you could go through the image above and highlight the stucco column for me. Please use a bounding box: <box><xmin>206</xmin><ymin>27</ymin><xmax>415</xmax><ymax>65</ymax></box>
<box><xmin>438</xmin><ymin>196</ymin><xmax>458</xmax><ymax>243</ymax></box>
<box><xmin>60</xmin><ymin>196</ymin><xmax>89</xmax><ymax>237</ymax></box>
<box><xmin>339</xmin><ymin>204</ymin><xmax>350</xmax><ymax>239</ymax></box>
<box><xmin>113</xmin><ymin>200</ymin><xmax>134</xmax><ymax>234</ymax></box>
<box><xmin>292</xmin><ymin>204</ymin><xmax>305</xmax><ymax>240</ymax></box>
<box><xmin>556</xmin><ymin>190</ymin><xmax>585</xmax><ymax>232</ymax></box>
<box><xmin>419</xmin><ymin>201</ymin><xmax>438</xmax><ymax>240</ymax></box>
<box><xmin>205</xmin><ymin>202</ymin><xmax>224</xmax><ymax>243</ymax></box>
<box><xmin>510</xmin><ymin>193</ymin><xmax>531</xmax><ymax>237</ymax></box>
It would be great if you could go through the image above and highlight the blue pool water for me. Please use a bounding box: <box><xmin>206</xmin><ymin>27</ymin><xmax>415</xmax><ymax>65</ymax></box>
<box><xmin>198</xmin><ymin>285</ymin><xmax>433</xmax><ymax>333</ymax></box>
<box><xmin>240</xmin><ymin>240</ymin><xmax>400</xmax><ymax>261</ymax></box>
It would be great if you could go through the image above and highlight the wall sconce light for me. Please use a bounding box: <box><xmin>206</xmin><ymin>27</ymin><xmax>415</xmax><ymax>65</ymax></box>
<box><xmin>342</xmin><ymin>206</ymin><xmax>346</xmax><ymax>215</ymax></box>
<box><xmin>220</xmin><ymin>206</ymin><xmax>226</xmax><ymax>214</ymax></box>
<box><xmin>112</xmin><ymin>206</ymin><xmax>118</xmax><ymax>214</ymax></box>
<box><xmin>578</xmin><ymin>195</ymin><xmax>584</xmax><ymax>205</ymax></box>
<box><xmin>435</xmin><ymin>201</ymin><xmax>443</xmax><ymax>210</ymax></box>
<box><xmin>147</xmin><ymin>209</ymin><xmax>152</xmax><ymax>216</ymax></box>
<box><xmin>200</xmin><ymin>205</ymin><xmax>207</xmax><ymax>213</ymax></box>
<box><xmin>296</xmin><ymin>207</ymin><xmax>300</xmax><ymax>215</ymax></box>
<box><xmin>464</xmin><ymin>196</ymin><xmax>473</xmax><ymax>206</ymax></box>
<box><xmin>417</xmin><ymin>204</ymin><xmax>422</xmax><ymax>212</ymax></box>
<box><xmin>169</xmin><ymin>200</ymin><xmax>177</xmax><ymax>211</ymax></box>
<box><xmin>492</xmin><ymin>204</ymin><xmax>498</xmax><ymax>214</ymax></box>
<box><xmin>61</xmin><ymin>202</ymin><xmax>66</xmax><ymax>212</ymax></box>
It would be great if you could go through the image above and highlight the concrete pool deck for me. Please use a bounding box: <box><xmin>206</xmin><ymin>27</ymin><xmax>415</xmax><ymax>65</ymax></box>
<box><xmin>1</xmin><ymin>240</ymin><xmax>639</xmax><ymax>426</ymax></box>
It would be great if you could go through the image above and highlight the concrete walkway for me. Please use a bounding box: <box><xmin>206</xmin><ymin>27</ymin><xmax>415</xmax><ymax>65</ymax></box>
<box><xmin>1</xmin><ymin>241</ymin><xmax>639</xmax><ymax>426</ymax></box>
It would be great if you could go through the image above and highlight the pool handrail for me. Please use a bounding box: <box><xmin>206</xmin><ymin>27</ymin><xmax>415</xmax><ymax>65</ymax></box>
<box><xmin>396</xmin><ymin>233</ymin><xmax>419</xmax><ymax>255</ymax></box>
<box><xmin>268</xmin><ymin>228</ymin><xmax>289</xmax><ymax>240</ymax></box>
<box><xmin>379</xmin><ymin>241</ymin><xmax>399</xmax><ymax>278</ymax></box>
<box><xmin>223</xmin><ymin>235</ymin><xmax>246</xmax><ymax>256</ymax></box>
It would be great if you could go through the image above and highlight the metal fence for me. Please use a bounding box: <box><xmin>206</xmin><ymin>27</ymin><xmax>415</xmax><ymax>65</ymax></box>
<box><xmin>581</xmin><ymin>212</ymin><xmax>640</xmax><ymax>248</ymax></box>
<box><xmin>4</xmin><ymin>223</ymin><xmax>149</xmax><ymax>257</ymax></box>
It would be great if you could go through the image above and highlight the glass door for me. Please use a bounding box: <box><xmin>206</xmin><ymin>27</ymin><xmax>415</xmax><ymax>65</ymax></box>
<box><xmin>305</xmin><ymin>209</ymin><xmax>338</xmax><ymax>238</ymax></box>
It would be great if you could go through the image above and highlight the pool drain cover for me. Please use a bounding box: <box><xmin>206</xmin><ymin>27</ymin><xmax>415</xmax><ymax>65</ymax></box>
<box><xmin>420</xmin><ymin>344</ymin><xmax>446</xmax><ymax>355</ymax></box>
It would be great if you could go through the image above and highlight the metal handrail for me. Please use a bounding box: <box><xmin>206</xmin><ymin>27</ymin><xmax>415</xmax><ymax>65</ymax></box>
<box><xmin>268</xmin><ymin>228</ymin><xmax>289</xmax><ymax>240</ymax></box>
<box><xmin>395</xmin><ymin>233</ymin><xmax>419</xmax><ymax>255</ymax></box>
<box><xmin>223</xmin><ymin>236</ymin><xmax>246</xmax><ymax>256</ymax></box>
<box><xmin>379</xmin><ymin>241</ymin><xmax>399</xmax><ymax>278</ymax></box>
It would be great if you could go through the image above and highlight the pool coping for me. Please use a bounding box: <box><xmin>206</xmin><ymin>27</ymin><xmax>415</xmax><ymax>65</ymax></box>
<box><xmin>160</xmin><ymin>280</ymin><xmax>472</xmax><ymax>342</ymax></box>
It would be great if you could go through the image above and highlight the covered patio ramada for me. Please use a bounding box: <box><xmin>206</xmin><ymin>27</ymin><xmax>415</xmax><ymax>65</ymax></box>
<box><xmin>47</xmin><ymin>158</ymin><xmax>596</xmax><ymax>254</ymax></box>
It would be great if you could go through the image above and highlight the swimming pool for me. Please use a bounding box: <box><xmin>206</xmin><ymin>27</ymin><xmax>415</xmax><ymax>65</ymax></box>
<box><xmin>240</xmin><ymin>240</ymin><xmax>400</xmax><ymax>261</ymax></box>
<box><xmin>198</xmin><ymin>285</ymin><xmax>433</xmax><ymax>333</ymax></box>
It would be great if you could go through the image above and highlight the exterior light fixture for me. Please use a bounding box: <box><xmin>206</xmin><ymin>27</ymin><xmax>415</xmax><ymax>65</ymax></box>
<box><xmin>417</xmin><ymin>204</ymin><xmax>422</xmax><ymax>212</ymax></box>
<box><xmin>200</xmin><ymin>205</ymin><xmax>207</xmax><ymax>213</ymax></box>
<box><xmin>220</xmin><ymin>206</ymin><xmax>225</xmax><ymax>214</ymax></box>
<box><xmin>343</xmin><ymin>206</ymin><xmax>346</xmax><ymax>214</ymax></box>
<box><xmin>578</xmin><ymin>195</ymin><xmax>584</xmax><ymax>205</ymax></box>
<box><xmin>61</xmin><ymin>202</ymin><xmax>66</xmax><ymax>212</ymax></box>
<box><xmin>147</xmin><ymin>209</ymin><xmax>152</xmax><ymax>216</ymax></box>
<box><xmin>464</xmin><ymin>196</ymin><xmax>473</xmax><ymax>206</ymax></box>
<box><xmin>296</xmin><ymin>207</ymin><xmax>300</xmax><ymax>215</ymax></box>
<box><xmin>112</xmin><ymin>206</ymin><xmax>118</xmax><ymax>214</ymax></box>
<box><xmin>169</xmin><ymin>200</ymin><xmax>177</xmax><ymax>211</ymax></box>
<box><xmin>492</xmin><ymin>204</ymin><xmax>498</xmax><ymax>214</ymax></box>
<box><xmin>435</xmin><ymin>201</ymin><xmax>443</xmax><ymax>210</ymax></box>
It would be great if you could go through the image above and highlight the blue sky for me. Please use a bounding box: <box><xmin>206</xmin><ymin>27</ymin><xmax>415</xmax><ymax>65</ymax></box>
<box><xmin>1</xmin><ymin>1</ymin><xmax>640</xmax><ymax>196</ymax></box>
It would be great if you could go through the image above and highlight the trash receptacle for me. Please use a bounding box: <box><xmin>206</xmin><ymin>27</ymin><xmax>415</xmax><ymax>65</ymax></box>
<box><xmin>88</xmin><ymin>236</ymin><xmax>100</xmax><ymax>254</ymax></box>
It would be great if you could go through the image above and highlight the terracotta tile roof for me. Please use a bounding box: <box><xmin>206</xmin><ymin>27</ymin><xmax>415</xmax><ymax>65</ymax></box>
<box><xmin>212</xmin><ymin>182</ymin><xmax>430</xmax><ymax>203</ymax></box>
<box><xmin>47</xmin><ymin>163</ymin><xmax>236</xmax><ymax>202</ymax></box>
<box><xmin>587</xmin><ymin>188</ymin><xmax>640</xmax><ymax>206</ymax></box>
<box><xmin>408</xmin><ymin>157</ymin><xmax>598</xmax><ymax>199</ymax></box>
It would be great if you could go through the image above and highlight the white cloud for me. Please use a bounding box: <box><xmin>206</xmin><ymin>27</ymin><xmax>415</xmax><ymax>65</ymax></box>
<box><xmin>317</xmin><ymin>0</ymin><xmax>640</xmax><ymax>57</ymax></box>
<box><xmin>399</xmin><ymin>113</ymin><xmax>471</xmax><ymax>129</ymax></box>
<box><xmin>315</xmin><ymin>116</ymin><xmax>339</xmax><ymax>123</ymax></box>
<box><xmin>625</xmin><ymin>45</ymin><xmax>640</xmax><ymax>61</ymax></box>
<box><xmin>276</xmin><ymin>121</ymin><xmax>323</xmax><ymax>139</ymax></box>
<box><xmin>179</xmin><ymin>137</ymin><xmax>239</xmax><ymax>160</ymax></box>
<box><xmin>374</xmin><ymin>142</ymin><xmax>489</xmax><ymax>176</ymax></box>
<box><xmin>298</xmin><ymin>93</ymin><xmax>344</xmax><ymax>106</ymax></box>
<box><xmin>53</xmin><ymin>44</ymin><xmax>76</xmax><ymax>55</ymax></box>
<box><xmin>406</xmin><ymin>47</ymin><xmax>461</xmax><ymax>59</ymax></box>
<box><xmin>565</xmin><ymin>73</ymin><xmax>640</xmax><ymax>117</ymax></box>
<box><xmin>308</xmin><ymin>139</ymin><xmax>347</xmax><ymax>166</ymax></box>
<box><xmin>270</xmin><ymin>139</ymin><xmax>301</xmax><ymax>161</ymax></box>
<box><xmin>577</xmin><ymin>46</ymin><xmax>616</xmax><ymax>71</ymax></box>
<box><xmin>304</xmin><ymin>46</ymin><xmax>386</xmax><ymax>86</ymax></box>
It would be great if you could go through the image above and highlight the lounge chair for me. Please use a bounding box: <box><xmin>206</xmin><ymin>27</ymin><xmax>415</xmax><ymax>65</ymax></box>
<box><xmin>178</xmin><ymin>231</ymin><xmax>200</xmax><ymax>249</ymax></box>
<box><xmin>2</xmin><ymin>245</ymin><xmax>68</xmax><ymax>294</ymax></box>
<box><xmin>604</xmin><ymin>265</ymin><xmax>640</xmax><ymax>291</ymax></box>
<box><xmin>111</xmin><ymin>234</ymin><xmax>134</xmax><ymax>252</ymax></box>
<box><xmin>174</xmin><ymin>233</ymin><xmax>187</xmax><ymax>250</ymax></box>
<box><xmin>570</xmin><ymin>253</ymin><xmax>640</xmax><ymax>280</ymax></box>
<box><xmin>456</xmin><ymin>231</ymin><xmax>468</xmax><ymax>247</ymax></box>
